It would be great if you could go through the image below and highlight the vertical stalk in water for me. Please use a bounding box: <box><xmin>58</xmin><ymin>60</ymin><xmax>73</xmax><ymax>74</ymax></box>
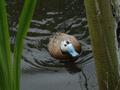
<box><xmin>84</xmin><ymin>0</ymin><xmax>120</xmax><ymax>89</ymax></box>
<box><xmin>13</xmin><ymin>0</ymin><xmax>37</xmax><ymax>90</ymax></box>
<box><xmin>0</xmin><ymin>0</ymin><xmax>12</xmax><ymax>90</ymax></box>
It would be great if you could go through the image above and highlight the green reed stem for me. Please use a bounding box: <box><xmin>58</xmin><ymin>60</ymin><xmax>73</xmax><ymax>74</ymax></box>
<box><xmin>84</xmin><ymin>0</ymin><xmax>120</xmax><ymax>89</ymax></box>
<box><xmin>13</xmin><ymin>0</ymin><xmax>37</xmax><ymax>90</ymax></box>
<box><xmin>0</xmin><ymin>0</ymin><xmax>12</xmax><ymax>90</ymax></box>
<box><xmin>0</xmin><ymin>0</ymin><xmax>37</xmax><ymax>90</ymax></box>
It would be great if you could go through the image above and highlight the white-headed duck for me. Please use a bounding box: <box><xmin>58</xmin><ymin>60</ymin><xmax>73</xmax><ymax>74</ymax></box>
<box><xmin>48</xmin><ymin>32</ymin><xmax>81</xmax><ymax>61</ymax></box>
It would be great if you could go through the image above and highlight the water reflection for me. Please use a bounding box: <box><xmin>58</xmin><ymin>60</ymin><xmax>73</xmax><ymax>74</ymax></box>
<box><xmin>8</xmin><ymin>0</ymin><xmax>98</xmax><ymax>90</ymax></box>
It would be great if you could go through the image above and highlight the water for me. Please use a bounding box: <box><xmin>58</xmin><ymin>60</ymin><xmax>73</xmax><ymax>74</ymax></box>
<box><xmin>8</xmin><ymin>0</ymin><xmax>98</xmax><ymax>90</ymax></box>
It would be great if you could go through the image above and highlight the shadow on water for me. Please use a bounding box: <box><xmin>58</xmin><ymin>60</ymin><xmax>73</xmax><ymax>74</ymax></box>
<box><xmin>8</xmin><ymin>0</ymin><xmax>98</xmax><ymax>90</ymax></box>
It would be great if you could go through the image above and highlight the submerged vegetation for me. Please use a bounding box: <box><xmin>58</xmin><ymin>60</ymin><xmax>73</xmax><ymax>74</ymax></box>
<box><xmin>0</xmin><ymin>0</ymin><xmax>37</xmax><ymax>90</ymax></box>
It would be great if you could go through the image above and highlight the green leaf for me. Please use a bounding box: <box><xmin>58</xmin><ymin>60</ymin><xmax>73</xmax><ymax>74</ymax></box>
<box><xmin>0</xmin><ymin>0</ymin><xmax>12</xmax><ymax>90</ymax></box>
<box><xmin>13</xmin><ymin>0</ymin><xmax>37</xmax><ymax>90</ymax></box>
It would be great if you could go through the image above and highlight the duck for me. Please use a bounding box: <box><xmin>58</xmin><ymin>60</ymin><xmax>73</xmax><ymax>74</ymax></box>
<box><xmin>48</xmin><ymin>32</ymin><xmax>81</xmax><ymax>61</ymax></box>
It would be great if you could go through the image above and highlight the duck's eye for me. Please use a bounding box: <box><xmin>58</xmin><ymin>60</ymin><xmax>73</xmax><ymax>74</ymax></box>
<box><xmin>66</xmin><ymin>41</ymin><xmax>70</xmax><ymax>44</ymax></box>
<box><xmin>64</xmin><ymin>44</ymin><xmax>67</xmax><ymax>47</ymax></box>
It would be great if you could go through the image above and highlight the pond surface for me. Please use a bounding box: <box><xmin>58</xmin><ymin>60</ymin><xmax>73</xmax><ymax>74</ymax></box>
<box><xmin>8</xmin><ymin>0</ymin><xmax>98</xmax><ymax>90</ymax></box>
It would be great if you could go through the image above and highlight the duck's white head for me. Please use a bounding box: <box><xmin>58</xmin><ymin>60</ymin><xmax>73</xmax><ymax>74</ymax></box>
<box><xmin>60</xmin><ymin>40</ymin><xmax>79</xmax><ymax>58</ymax></box>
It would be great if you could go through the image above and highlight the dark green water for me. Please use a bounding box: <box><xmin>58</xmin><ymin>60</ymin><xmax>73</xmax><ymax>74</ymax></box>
<box><xmin>8</xmin><ymin>0</ymin><xmax>98</xmax><ymax>90</ymax></box>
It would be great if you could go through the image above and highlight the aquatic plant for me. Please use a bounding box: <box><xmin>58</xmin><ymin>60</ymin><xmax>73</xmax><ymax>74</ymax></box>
<box><xmin>0</xmin><ymin>0</ymin><xmax>37</xmax><ymax>90</ymax></box>
<box><xmin>84</xmin><ymin>0</ymin><xmax>120</xmax><ymax>90</ymax></box>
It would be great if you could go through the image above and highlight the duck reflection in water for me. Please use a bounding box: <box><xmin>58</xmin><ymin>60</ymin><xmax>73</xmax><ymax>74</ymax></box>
<box><xmin>48</xmin><ymin>32</ymin><xmax>82</xmax><ymax>73</ymax></box>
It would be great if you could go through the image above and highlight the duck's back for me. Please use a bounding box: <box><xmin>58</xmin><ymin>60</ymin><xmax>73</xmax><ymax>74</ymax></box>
<box><xmin>48</xmin><ymin>33</ymin><xmax>81</xmax><ymax>60</ymax></box>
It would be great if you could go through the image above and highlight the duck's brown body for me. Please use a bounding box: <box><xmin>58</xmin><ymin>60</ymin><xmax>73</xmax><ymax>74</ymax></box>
<box><xmin>48</xmin><ymin>32</ymin><xmax>81</xmax><ymax>60</ymax></box>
